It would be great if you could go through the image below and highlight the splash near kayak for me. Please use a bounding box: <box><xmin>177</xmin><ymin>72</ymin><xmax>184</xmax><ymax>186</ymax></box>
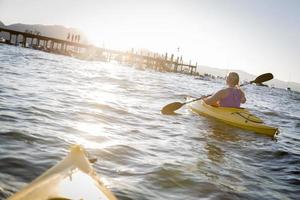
<box><xmin>8</xmin><ymin>145</ymin><xmax>118</xmax><ymax>200</ymax></box>
<box><xmin>186</xmin><ymin>97</ymin><xmax>278</xmax><ymax>137</ymax></box>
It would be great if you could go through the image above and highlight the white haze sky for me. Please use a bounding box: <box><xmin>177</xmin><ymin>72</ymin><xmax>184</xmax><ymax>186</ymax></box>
<box><xmin>0</xmin><ymin>0</ymin><xmax>299</xmax><ymax>83</ymax></box>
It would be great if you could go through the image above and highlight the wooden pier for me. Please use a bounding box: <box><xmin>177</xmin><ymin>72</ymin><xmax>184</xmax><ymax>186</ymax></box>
<box><xmin>0</xmin><ymin>27</ymin><xmax>91</xmax><ymax>55</ymax></box>
<box><xmin>0</xmin><ymin>27</ymin><xmax>198</xmax><ymax>75</ymax></box>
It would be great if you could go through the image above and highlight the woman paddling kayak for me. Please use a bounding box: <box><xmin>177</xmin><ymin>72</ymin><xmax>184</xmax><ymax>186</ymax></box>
<box><xmin>186</xmin><ymin>72</ymin><xmax>278</xmax><ymax>136</ymax></box>
<box><xmin>205</xmin><ymin>72</ymin><xmax>246</xmax><ymax>108</ymax></box>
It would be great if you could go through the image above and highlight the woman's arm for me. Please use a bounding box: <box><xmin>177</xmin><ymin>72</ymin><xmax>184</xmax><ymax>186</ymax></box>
<box><xmin>240</xmin><ymin>89</ymin><xmax>246</xmax><ymax>103</ymax></box>
<box><xmin>204</xmin><ymin>89</ymin><xmax>226</xmax><ymax>106</ymax></box>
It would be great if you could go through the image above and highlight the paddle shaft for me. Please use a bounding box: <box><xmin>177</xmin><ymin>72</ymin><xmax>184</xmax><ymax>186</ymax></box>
<box><xmin>183</xmin><ymin>95</ymin><xmax>211</xmax><ymax>105</ymax></box>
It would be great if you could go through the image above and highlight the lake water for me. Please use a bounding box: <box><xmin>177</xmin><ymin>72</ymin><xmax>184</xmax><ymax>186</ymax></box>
<box><xmin>0</xmin><ymin>44</ymin><xmax>299</xmax><ymax>199</ymax></box>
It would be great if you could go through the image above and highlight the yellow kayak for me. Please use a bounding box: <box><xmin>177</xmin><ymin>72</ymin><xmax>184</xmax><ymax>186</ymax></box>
<box><xmin>186</xmin><ymin>97</ymin><xmax>278</xmax><ymax>137</ymax></box>
<box><xmin>8</xmin><ymin>145</ymin><xmax>118</xmax><ymax>200</ymax></box>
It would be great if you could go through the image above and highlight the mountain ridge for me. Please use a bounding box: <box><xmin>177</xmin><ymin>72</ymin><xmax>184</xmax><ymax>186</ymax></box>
<box><xmin>0</xmin><ymin>21</ymin><xmax>88</xmax><ymax>43</ymax></box>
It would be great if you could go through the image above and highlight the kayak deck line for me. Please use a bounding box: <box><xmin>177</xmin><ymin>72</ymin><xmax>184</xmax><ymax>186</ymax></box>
<box><xmin>8</xmin><ymin>145</ymin><xmax>118</xmax><ymax>200</ymax></box>
<box><xmin>186</xmin><ymin>97</ymin><xmax>279</xmax><ymax>137</ymax></box>
<box><xmin>231</xmin><ymin>112</ymin><xmax>263</xmax><ymax>124</ymax></box>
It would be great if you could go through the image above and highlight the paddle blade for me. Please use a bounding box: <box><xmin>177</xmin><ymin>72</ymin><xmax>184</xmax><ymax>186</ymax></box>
<box><xmin>161</xmin><ymin>102</ymin><xmax>184</xmax><ymax>114</ymax></box>
<box><xmin>251</xmin><ymin>73</ymin><xmax>273</xmax><ymax>84</ymax></box>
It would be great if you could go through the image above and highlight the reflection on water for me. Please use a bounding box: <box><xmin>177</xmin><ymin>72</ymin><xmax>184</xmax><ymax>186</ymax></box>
<box><xmin>0</xmin><ymin>45</ymin><xmax>300</xmax><ymax>199</ymax></box>
<box><xmin>205</xmin><ymin>143</ymin><xmax>225</xmax><ymax>163</ymax></box>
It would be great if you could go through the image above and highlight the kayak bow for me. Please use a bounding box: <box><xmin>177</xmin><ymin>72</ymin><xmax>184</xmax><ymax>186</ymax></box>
<box><xmin>9</xmin><ymin>145</ymin><xmax>118</xmax><ymax>200</ymax></box>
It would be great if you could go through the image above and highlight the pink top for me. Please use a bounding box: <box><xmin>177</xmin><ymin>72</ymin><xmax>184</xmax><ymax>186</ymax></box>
<box><xmin>219</xmin><ymin>88</ymin><xmax>242</xmax><ymax>108</ymax></box>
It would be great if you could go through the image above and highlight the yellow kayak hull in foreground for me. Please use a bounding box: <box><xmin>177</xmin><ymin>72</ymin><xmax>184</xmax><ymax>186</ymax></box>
<box><xmin>187</xmin><ymin>97</ymin><xmax>278</xmax><ymax>137</ymax></box>
<box><xmin>9</xmin><ymin>145</ymin><xmax>118</xmax><ymax>200</ymax></box>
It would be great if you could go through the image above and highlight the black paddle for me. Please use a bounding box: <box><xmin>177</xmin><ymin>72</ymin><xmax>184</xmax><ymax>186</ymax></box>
<box><xmin>161</xmin><ymin>73</ymin><xmax>273</xmax><ymax>114</ymax></box>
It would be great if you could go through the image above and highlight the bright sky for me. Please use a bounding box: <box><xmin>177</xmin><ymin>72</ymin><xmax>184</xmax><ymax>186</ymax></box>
<box><xmin>1</xmin><ymin>0</ymin><xmax>299</xmax><ymax>83</ymax></box>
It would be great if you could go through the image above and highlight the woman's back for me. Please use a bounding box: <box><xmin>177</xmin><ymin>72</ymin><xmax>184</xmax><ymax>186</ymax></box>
<box><xmin>219</xmin><ymin>88</ymin><xmax>242</xmax><ymax>108</ymax></box>
<box><xmin>204</xmin><ymin>72</ymin><xmax>246</xmax><ymax>107</ymax></box>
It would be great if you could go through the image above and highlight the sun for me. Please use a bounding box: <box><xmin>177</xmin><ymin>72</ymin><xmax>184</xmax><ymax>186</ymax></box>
<box><xmin>82</xmin><ymin>23</ymin><xmax>141</xmax><ymax>51</ymax></box>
